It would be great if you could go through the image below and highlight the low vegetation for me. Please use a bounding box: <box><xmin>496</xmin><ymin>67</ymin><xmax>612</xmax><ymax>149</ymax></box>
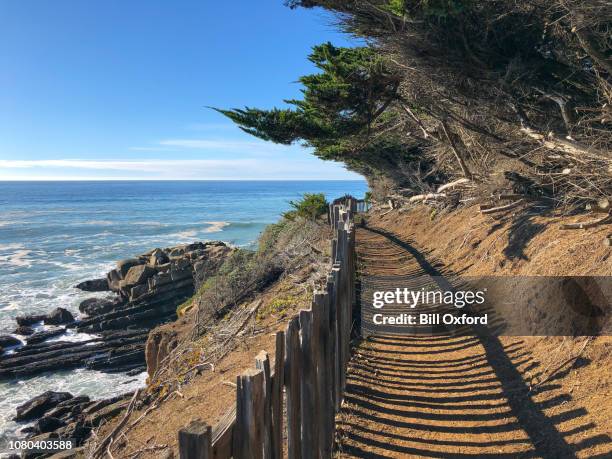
<box><xmin>177</xmin><ymin>196</ymin><xmax>331</xmax><ymax>335</ymax></box>
<box><xmin>283</xmin><ymin>192</ymin><xmax>329</xmax><ymax>221</ymax></box>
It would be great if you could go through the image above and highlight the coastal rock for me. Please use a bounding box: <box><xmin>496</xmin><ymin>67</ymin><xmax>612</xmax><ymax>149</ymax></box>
<box><xmin>48</xmin><ymin>446</ymin><xmax>85</xmax><ymax>459</ymax></box>
<box><xmin>85</xmin><ymin>398</ymin><xmax>131</xmax><ymax>426</ymax></box>
<box><xmin>35</xmin><ymin>416</ymin><xmax>66</xmax><ymax>433</ymax></box>
<box><xmin>129</xmin><ymin>284</ymin><xmax>149</xmax><ymax>302</ymax></box>
<box><xmin>117</xmin><ymin>258</ymin><xmax>142</xmax><ymax>278</ymax></box>
<box><xmin>44</xmin><ymin>395</ymin><xmax>91</xmax><ymax>421</ymax></box>
<box><xmin>16</xmin><ymin>314</ymin><xmax>46</xmax><ymax>326</ymax></box>
<box><xmin>20</xmin><ymin>432</ymin><xmax>59</xmax><ymax>459</ymax></box>
<box><xmin>107</xmin><ymin>269</ymin><xmax>123</xmax><ymax>291</ymax></box>
<box><xmin>149</xmin><ymin>248</ymin><xmax>169</xmax><ymax>266</ymax></box>
<box><xmin>14</xmin><ymin>391</ymin><xmax>73</xmax><ymax>421</ymax></box>
<box><xmin>75</xmin><ymin>278</ymin><xmax>109</xmax><ymax>292</ymax></box>
<box><xmin>145</xmin><ymin>325</ymin><xmax>179</xmax><ymax>378</ymax></box>
<box><xmin>0</xmin><ymin>335</ymin><xmax>21</xmax><ymax>347</ymax></box>
<box><xmin>20</xmin><ymin>426</ymin><xmax>38</xmax><ymax>436</ymax></box>
<box><xmin>0</xmin><ymin>330</ymin><xmax>150</xmax><ymax>379</ymax></box>
<box><xmin>5</xmin><ymin>241</ymin><xmax>232</xmax><ymax>382</ymax></box>
<box><xmin>55</xmin><ymin>421</ymin><xmax>91</xmax><ymax>446</ymax></box>
<box><xmin>26</xmin><ymin>328</ymin><xmax>66</xmax><ymax>345</ymax></box>
<box><xmin>122</xmin><ymin>264</ymin><xmax>156</xmax><ymax>289</ymax></box>
<box><xmin>44</xmin><ymin>308</ymin><xmax>75</xmax><ymax>325</ymax></box>
<box><xmin>78</xmin><ymin>297</ymin><xmax>119</xmax><ymax>316</ymax></box>
<box><xmin>14</xmin><ymin>325</ymin><xmax>35</xmax><ymax>336</ymax></box>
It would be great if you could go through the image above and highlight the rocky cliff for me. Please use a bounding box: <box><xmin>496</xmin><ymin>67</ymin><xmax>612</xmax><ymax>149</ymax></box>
<box><xmin>0</xmin><ymin>241</ymin><xmax>233</xmax><ymax>380</ymax></box>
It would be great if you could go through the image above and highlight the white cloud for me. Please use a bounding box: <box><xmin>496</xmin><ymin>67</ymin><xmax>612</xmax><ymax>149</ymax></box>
<box><xmin>0</xmin><ymin>159</ymin><xmax>254</xmax><ymax>171</ymax></box>
<box><xmin>157</xmin><ymin>138</ymin><xmax>286</xmax><ymax>152</ymax></box>
<box><xmin>0</xmin><ymin>158</ymin><xmax>363</xmax><ymax>180</ymax></box>
<box><xmin>129</xmin><ymin>138</ymin><xmax>289</xmax><ymax>154</ymax></box>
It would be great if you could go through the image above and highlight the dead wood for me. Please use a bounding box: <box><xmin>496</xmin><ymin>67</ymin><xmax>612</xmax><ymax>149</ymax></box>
<box><xmin>480</xmin><ymin>199</ymin><xmax>525</xmax><ymax>214</ymax></box>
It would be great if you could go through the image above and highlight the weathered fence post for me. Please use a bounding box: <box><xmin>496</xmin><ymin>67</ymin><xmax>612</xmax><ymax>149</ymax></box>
<box><xmin>271</xmin><ymin>331</ymin><xmax>285</xmax><ymax>459</ymax></box>
<box><xmin>285</xmin><ymin>316</ymin><xmax>302</xmax><ymax>459</ymax></box>
<box><xmin>234</xmin><ymin>368</ymin><xmax>265</xmax><ymax>459</ymax></box>
<box><xmin>314</xmin><ymin>291</ymin><xmax>333</xmax><ymax>457</ymax></box>
<box><xmin>181</xmin><ymin>197</ymin><xmax>360</xmax><ymax>459</ymax></box>
<box><xmin>255</xmin><ymin>351</ymin><xmax>272</xmax><ymax>459</ymax></box>
<box><xmin>299</xmin><ymin>309</ymin><xmax>317</xmax><ymax>459</ymax></box>
<box><xmin>179</xmin><ymin>421</ymin><xmax>212</xmax><ymax>459</ymax></box>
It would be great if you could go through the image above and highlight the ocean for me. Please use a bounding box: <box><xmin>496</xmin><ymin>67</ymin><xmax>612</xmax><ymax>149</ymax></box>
<box><xmin>0</xmin><ymin>180</ymin><xmax>367</xmax><ymax>444</ymax></box>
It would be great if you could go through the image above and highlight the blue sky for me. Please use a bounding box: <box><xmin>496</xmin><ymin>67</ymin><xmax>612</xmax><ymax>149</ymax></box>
<box><xmin>0</xmin><ymin>1</ymin><xmax>363</xmax><ymax>180</ymax></box>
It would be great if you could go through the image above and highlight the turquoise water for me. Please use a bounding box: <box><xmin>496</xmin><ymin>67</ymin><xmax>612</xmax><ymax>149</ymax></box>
<box><xmin>0</xmin><ymin>180</ymin><xmax>367</xmax><ymax>444</ymax></box>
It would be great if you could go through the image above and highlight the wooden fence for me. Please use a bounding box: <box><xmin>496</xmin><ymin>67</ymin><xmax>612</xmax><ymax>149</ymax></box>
<box><xmin>178</xmin><ymin>198</ymin><xmax>358</xmax><ymax>459</ymax></box>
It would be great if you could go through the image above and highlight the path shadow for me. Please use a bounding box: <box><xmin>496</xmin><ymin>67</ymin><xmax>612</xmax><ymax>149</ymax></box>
<box><xmin>336</xmin><ymin>225</ymin><xmax>611</xmax><ymax>458</ymax></box>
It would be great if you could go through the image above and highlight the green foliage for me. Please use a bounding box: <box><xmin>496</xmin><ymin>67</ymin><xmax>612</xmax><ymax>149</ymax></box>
<box><xmin>216</xmin><ymin>42</ymin><xmax>401</xmax><ymax>167</ymax></box>
<box><xmin>257</xmin><ymin>219</ymin><xmax>290</xmax><ymax>255</ymax></box>
<box><xmin>387</xmin><ymin>0</ymin><xmax>406</xmax><ymax>16</ymax></box>
<box><xmin>256</xmin><ymin>295</ymin><xmax>304</xmax><ymax>321</ymax></box>
<box><xmin>364</xmin><ymin>191</ymin><xmax>372</xmax><ymax>202</ymax></box>
<box><xmin>283</xmin><ymin>193</ymin><xmax>329</xmax><ymax>221</ymax></box>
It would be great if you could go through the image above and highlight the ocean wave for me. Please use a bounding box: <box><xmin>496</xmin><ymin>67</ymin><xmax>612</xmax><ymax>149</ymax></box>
<box><xmin>0</xmin><ymin>243</ymin><xmax>25</xmax><ymax>252</ymax></box>
<box><xmin>0</xmin><ymin>249</ymin><xmax>32</xmax><ymax>268</ymax></box>
<box><xmin>172</xmin><ymin>230</ymin><xmax>198</xmax><ymax>239</ymax></box>
<box><xmin>0</xmin><ymin>369</ymin><xmax>146</xmax><ymax>444</ymax></box>
<box><xmin>81</xmin><ymin>220</ymin><xmax>115</xmax><ymax>226</ymax></box>
<box><xmin>47</xmin><ymin>329</ymin><xmax>98</xmax><ymax>343</ymax></box>
<box><xmin>203</xmin><ymin>221</ymin><xmax>230</xmax><ymax>233</ymax></box>
<box><xmin>133</xmin><ymin>221</ymin><xmax>169</xmax><ymax>227</ymax></box>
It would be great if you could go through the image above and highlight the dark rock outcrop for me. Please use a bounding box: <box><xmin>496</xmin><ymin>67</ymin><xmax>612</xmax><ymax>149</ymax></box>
<box><xmin>44</xmin><ymin>308</ymin><xmax>74</xmax><ymax>326</ymax></box>
<box><xmin>14</xmin><ymin>391</ymin><xmax>73</xmax><ymax>421</ymax></box>
<box><xmin>75</xmin><ymin>278</ymin><xmax>109</xmax><ymax>292</ymax></box>
<box><xmin>3</xmin><ymin>241</ymin><xmax>233</xmax><ymax>382</ymax></box>
<box><xmin>0</xmin><ymin>335</ymin><xmax>21</xmax><ymax>347</ymax></box>
<box><xmin>14</xmin><ymin>326</ymin><xmax>35</xmax><ymax>336</ymax></box>
<box><xmin>78</xmin><ymin>297</ymin><xmax>121</xmax><ymax>316</ymax></box>
<box><xmin>16</xmin><ymin>314</ymin><xmax>45</xmax><ymax>326</ymax></box>
<box><xmin>1</xmin><ymin>329</ymin><xmax>149</xmax><ymax>378</ymax></box>
<box><xmin>35</xmin><ymin>416</ymin><xmax>66</xmax><ymax>433</ymax></box>
<box><xmin>26</xmin><ymin>328</ymin><xmax>66</xmax><ymax>345</ymax></box>
<box><xmin>13</xmin><ymin>391</ymin><xmax>133</xmax><ymax>454</ymax></box>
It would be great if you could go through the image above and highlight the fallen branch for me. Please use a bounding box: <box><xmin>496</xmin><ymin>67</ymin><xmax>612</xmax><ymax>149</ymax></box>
<box><xmin>436</xmin><ymin>178</ymin><xmax>472</xmax><ymax>193</ymax></box>
<box><xmin>480</xmin><ymin>199</ymin><xmax>524</xmax><ymax>214</ymax></box>
<box><xmin>560</xmin><ymin>213</ymin><xmax>611</xmax><ymax>230</ymax></box>
<box><xmin>441</xmin><ymin>120</ymin><xmax>472</xmax><ymax>179</ymax></box>
<box><xmin>520</xmin><ymin>127</ymin><xmax>611</xmax><ymax>161</ymax></box>
<box><xmin>409</xmin><ymin>192</ymin><xmax>447</xmax><ymax>203</ymax></box>
<box><xmin>92</xmin><ymin>389</ymin><xmax>140</xmax><ymax>459</ymax></box>
<box><xmin>492</xmin><ymin>193</ymin><xmax>527</xmax><ymax>201</ymax></box>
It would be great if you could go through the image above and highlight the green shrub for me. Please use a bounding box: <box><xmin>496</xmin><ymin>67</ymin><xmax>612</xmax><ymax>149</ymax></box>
<box><xmin>257</xmin><ymin>295</ymin><xmax>302</xmax><ymax>321</ymax></box>
<box><xmin>257</xmin><ymin>219</ymin><xmax>289</xmax><ymax>255</ymax></box>
<box><xmin>387</xmin><ymin>0</ymin><xmax>406</xmax><ymax>16</ymax></box>
<box><xmin>283</xmin><ymin>193</ymin><xmax>329</xmax><ymax>221</ymax></box>
<box><xmin>385</xmin><ymin>0</ymin><xmax>467</xmax><ymax>19</ymax></box>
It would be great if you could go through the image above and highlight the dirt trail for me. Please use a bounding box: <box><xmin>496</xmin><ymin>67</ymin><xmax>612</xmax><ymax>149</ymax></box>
<box><xmin>335</xmin><ymin>225</ymin><xmax>610</xmax><ymax>458</ymax></box>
